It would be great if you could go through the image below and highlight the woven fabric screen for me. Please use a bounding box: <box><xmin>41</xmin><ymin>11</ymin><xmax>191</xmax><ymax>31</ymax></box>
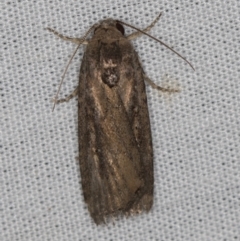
<box><xmin>1</xmin><ymin>1</ymin><xmax>239</xmax><ymax>240</ymax></box>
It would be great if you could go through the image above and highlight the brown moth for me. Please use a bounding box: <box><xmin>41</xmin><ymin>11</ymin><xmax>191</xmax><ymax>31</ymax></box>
<box><xmin>47</xmin><ymin>13</ymin><xmax>193</xmax><ymax>224</ymax></box>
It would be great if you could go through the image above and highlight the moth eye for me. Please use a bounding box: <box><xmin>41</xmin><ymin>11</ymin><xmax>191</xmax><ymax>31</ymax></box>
<box><xmin>116</xmin><ymin>22</ymin><xmax>124</xmax><ymax>35</ymax></box>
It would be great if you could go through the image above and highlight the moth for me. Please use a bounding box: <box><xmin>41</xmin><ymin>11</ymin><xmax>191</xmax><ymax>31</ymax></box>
<box><xmin>47</xmin><ymin>13</ymin><xmax>193</xmax><ymax>224</ymax></box>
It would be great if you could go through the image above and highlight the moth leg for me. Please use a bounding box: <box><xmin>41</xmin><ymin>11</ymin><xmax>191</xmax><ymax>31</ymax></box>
<box><xmin>46</xmin><ymin>28</ymin><xmax>88</xmax><ymax>45</ymax></box>
<box><xmin>144</xmin><ymin>75</ymin><xmax>180</xmax><ymax>93</ymax></box>
<box><xmin>53</xmin><ymin>86</ymin><xmax>79</xmax><ymax>104</ymax></box>
<box><xmin>127</xmin><ymin>13</ymin><xmax>162</xmax><ymax>40</ymax></box>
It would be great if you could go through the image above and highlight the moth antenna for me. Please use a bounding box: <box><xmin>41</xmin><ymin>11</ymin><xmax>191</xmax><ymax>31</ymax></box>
<box><xmin>52</xmin><ymin>24</ymin><xmax>98</xmax><ymax>111</ymax></box>
<box><xmin>117</xmin><ymin>17</ymin><xmax>195</xmax><ymax>71</ymax></box>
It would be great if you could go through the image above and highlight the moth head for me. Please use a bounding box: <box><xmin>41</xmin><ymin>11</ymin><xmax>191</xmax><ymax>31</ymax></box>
<box><xmin>94</xmin><ymin>19</ymin><xmax>125</xmax><ymax>36</ymax></box>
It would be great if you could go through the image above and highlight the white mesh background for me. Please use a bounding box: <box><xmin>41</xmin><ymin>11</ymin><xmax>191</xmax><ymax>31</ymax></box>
<box><xmin>1</xmin><ymin>0</ymin><xmax>240</xmax><ymax>240</ymax></box>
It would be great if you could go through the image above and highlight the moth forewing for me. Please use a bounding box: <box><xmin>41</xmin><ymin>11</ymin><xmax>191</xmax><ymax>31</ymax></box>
<box><xmin>76</xmin><ymin>20</ymin><xmax>153</xmax><ymax>224</ymax></box>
